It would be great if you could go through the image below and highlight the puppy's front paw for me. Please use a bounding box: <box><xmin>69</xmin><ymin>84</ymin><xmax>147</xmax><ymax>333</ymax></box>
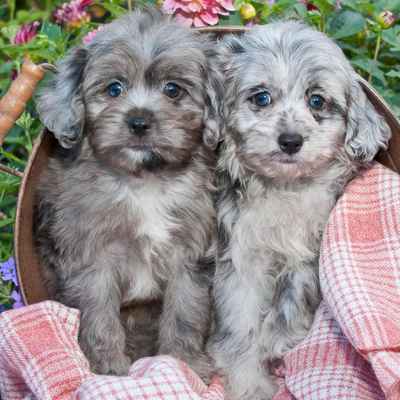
<box><xmin>227</xmin><ymin>385</ymin><xmax>277</xmax><ymax>400</ymax></box>
<box><xmin>253</xmin><ymin>382</ymin><xmax>278</xmax><ymax>400</ymax></box>
<box><xmin>225</xmin><ymin>373</ymin><xmax>278</xmax><ymax>400</ymax></box>
<box><xmin>92</xmin><ymin>352</ymin><xmax>131</xmax><ymax>376</ymax></box>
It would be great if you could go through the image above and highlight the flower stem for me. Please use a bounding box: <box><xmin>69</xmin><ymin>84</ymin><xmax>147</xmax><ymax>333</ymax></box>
<box><xmin>7</xmin><ymin>0</ymin><xmax>15</xmax><ymax>21</ymax></box>
<box><xmin>369</xmin><ymin>30</ymin><xmax>381</xmax><ymax>83</ymax></box>
<box><xmin>45</xmin><ymin>0</ymin><xmax>51</xmax><ymax>13</ymax></box>
<box><xmin>318</xmin><ymin>13</ymin><xmax>326</xmax><ymax>33</ymax></box>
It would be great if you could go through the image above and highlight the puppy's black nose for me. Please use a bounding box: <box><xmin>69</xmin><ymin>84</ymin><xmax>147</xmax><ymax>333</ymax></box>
<box><xmin>278</xmin><ymin>133</ymin><xmax>304</xmax><ymax>155</ymax></box>
<box><xmin>128</xmin><ymin>116</ymin><xmax>149</xmax><ymax>137</ymax></box>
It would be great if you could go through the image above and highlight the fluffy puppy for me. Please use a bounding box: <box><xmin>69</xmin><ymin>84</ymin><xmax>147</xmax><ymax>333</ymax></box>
<box><xmin>34</xmin><ymin>8</ymin><xmax>222</xmax><ymax>377</ymax></box>
<box><xmin>208</xmin><ymin>21</ymin><xmax>391</xmax><ymax>399</ymax></box>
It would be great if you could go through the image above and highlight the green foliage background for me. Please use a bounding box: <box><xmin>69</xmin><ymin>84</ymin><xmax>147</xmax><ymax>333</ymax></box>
<box><xmin>0</xmin><ymin>0</ymin><xmax>399</xmax><ymax>307</ymax></box>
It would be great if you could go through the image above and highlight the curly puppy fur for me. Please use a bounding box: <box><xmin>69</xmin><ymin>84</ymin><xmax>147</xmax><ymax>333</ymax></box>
<box><xmin>34</xmin><ymin>8</ymin><xmax>222</xmax><ymax>377</ymax></box>
<box><xmin>208</xmin><ymin>21</ymin><xmax>391</xmax><ymax>399</ymax></box>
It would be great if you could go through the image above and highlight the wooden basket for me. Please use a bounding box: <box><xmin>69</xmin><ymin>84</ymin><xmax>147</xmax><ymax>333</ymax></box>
<box><xmin>3</xmin><ymin>27</ymin><xmax>400</xmax><ymax>305</ymax></box>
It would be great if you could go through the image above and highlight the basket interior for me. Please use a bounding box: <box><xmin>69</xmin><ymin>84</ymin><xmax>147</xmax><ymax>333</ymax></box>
<box><xmin>14</xmin><ymin>27</ymin><xmax>400</xmax><ymax>306</ymax></box>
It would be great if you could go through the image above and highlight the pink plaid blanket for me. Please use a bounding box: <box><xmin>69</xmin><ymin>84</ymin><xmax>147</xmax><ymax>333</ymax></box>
<box><xmin>0</xmin><ymin>300</ymin><xmax>224</xmax><ymax>399</ymax></box>
<box><xmin>1</xmin><ymin>162</ymin><xmax>400</xmax><ymax>399</ymax></box>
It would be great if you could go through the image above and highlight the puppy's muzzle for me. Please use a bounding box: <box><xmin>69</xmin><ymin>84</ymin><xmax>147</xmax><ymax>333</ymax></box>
<box><xmin>128</xmin><ymin>116</ymin><xmax>150</xmax><ymax>137</ymax></box>
<box><xmin>278</xmin><ymin>133</ymin><xmax>303</xmax><ymax>155</ymax></box>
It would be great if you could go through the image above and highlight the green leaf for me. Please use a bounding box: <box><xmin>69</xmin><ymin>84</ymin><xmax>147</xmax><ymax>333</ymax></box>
<box><xmin>0</xmin><ymin>278</ymin><xmax>12</xmax><ymax>293</ymax></box>
<box><xmin>340</xmin><ymin>0</ymin><xmax>375</xmax><ymax>14</ymax></box>
<box><xmin>1</xmin><ymin>24</ymin><xmax>18</xmax><ymax>41</ymax></box>
<box><xmin>382</xmin><ymin>27</ymin><xmax>400</xmax><ymax>51</ymax></box>
<box><xmin>234</xmin><ymin>0</ymin><xmax>244</xmax><ymax>10</ymax></box>
<box><xmin>351</xmin><ymin>58</ymin><xmax>387</xmax><ymax>84</ymax></box>
<box><xmin>0</xmin><ymin>61</ymin><xmax>13</xmax><ymax>76</ymax></box>
<box><xmin>293</xmin><ymin>3</ymin><xmax>308</xmax><ymax>18</ymax></box>
<box><xmin>380</xmin><ymin>0</ymin><xmax>400</xmax><ymax>13</ymax></box>
<box><xmin>386</xmin><ymin>69</ymin><xmax>400</xmax><ymax>79</ymax></box>
<box><xmin>338</xmin><ymin>42</ymin><xmax>367</xmax><ymax>56</ymax></box>
<box><xmin>0</xmin><ymin>149</ymin><xmax>26</xmax><ymax>167</ymax></box>
<box><xmin>271</xmin><ymin>0</ymin><xmax>299</xmax><ymax>14</ymax></box>
<box><xmin>310</xmin><ymin>0</ymin><xmax>335</xmax><ymax>15</ymax></box>
<box><xmin>16</xmin><ymin>10</ymin><xmax>47</xmax><ymax>24</ymax></box>
<box><xmin>0</xmin><ymin>218</ymin><xmax>14</xmax><ymax>229</ymax></box>
<box><xmin>101</xmin><ymin>3</ymin><xmax>126</xmax><ymax>18</ymax></box>
<box><xmin>329</xmin><ymin>10</ymin><xmax>365</xmax><ymax>39</ymax></box>
<box><xmin>40</xmin><ymin>22</ymin><xmax>63</xmax><ymax>42</ymax></box>
<box><xmin>218</xmin><ymin>12</ymin><xmax>243</xmax><ymax>26</ymax></box>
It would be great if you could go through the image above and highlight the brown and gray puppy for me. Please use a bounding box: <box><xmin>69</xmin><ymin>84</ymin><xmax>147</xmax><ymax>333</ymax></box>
<box><xmin>208</xmin><ymin>21</ymin><xmax>391</xmax><ymax>399</ymax></box>
<box><xmin>34</xmin><ymin>8</ymin><xmax>222</xmax><ymax>377</ymax></box>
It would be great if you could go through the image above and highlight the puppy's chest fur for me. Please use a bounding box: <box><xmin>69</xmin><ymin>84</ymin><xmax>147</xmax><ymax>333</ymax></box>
<box><xmin>114</xmin><ymin>184</ymin><xmax>180</xmax><ymax>301</ymax></box>
<box><xmin>229</xmin><ymin>179</ymin><xmax>337</xmax><ymax>275</ymax></box>
<box><xmin>36</xmin><ymin>157</ymin><xmax>214</xmax><ymax>302</ymax></box>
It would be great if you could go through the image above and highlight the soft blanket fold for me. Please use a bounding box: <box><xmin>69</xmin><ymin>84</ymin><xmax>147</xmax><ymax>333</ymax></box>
<box><xmin>1</xmin><ymin>162</ymin><xmax>399</xmax><ymax>399</ymax></box>
<box><xmin>0</xmin><ymin>300</ymin><xmax>224</xmax><ymax>400</ymax></box>
<box><xmin>275</xmin><ymin>162</ymin><xmax>400</xmax><ymax>400</ymax></box>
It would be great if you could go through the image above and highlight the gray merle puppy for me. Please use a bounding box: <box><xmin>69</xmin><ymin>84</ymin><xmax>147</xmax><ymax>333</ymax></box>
<box><xmin>208</xmin><ymin>21</ymin><xmax>391</xmax><ymax>399</ymax></box>
<box><xmin>34</xmin><ymin>8</ymin><xmax>221</xmax><ymax>377</ymax></box>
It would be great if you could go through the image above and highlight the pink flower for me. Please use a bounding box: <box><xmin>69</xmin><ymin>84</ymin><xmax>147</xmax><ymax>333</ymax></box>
<box><xmin>377</xmin><ymin>10</ymin><xmax>396</xmax><ymax>29</ymax></box>
<box><xmin>54</xmin><ymin>0</ymin><xmax>92</xmax><ymax>28</ymax></box>
<box><xmin>13</xmin><ymin>21</ymin><xmax>40</xmax><ymax>45</ymax></box>
<box><xmin>82</xmin><ymin>25</ymin><xmax>103</xmax><ymax>44</ymax></box>
<box><xmin>162</xmin><ymin>0</ymin><xmax>235</xmax><ymax>27</ymax></box>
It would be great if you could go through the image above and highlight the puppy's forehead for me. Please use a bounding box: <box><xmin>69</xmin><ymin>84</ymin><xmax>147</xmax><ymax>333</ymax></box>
<box><xmin>229</xmin><ymin>21</ymin><xmax>352</xmax><ymax>96</ymax></box>
<box><xmin>85</xmin><ymin>12</ymin><xmax>206</xmax><ymax>83</ymax></box>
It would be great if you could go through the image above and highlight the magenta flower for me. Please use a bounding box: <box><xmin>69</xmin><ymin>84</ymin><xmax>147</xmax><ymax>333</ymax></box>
<box><xmin>54</xmin><ymin>0</ymin><xmax>92</xmax><ymax>28</ymax></box>
<box><xmin>13</xmin><ymin>21</ymin><xmax>40</xmax><ymax>45</ymax></box>
<box><xmin>162</xmin><ymin>0</ymin><xmax>235</xmax><ymax>27</ymax></box>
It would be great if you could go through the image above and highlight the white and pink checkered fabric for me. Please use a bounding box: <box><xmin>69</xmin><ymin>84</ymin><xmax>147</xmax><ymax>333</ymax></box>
<box><xmin>0</xmin><ymin>301</ymin><xmax>224</xmax><ymax>400</ymax></box>
<box><xmin>274</xmin><ymin>162</ymin><xmax>400</xmax><ymax>400</ymax></box>
<box><xmin>0</xmin><ymin>162</ymin><xmax>399</xmax><ymax>400</ymax></box>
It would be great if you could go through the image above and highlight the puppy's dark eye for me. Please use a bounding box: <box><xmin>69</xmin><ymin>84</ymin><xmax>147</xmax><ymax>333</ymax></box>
<box><xmin>309</xmin><ymin>94</ymin><xmax>325</xmax><ymax>110</ymax></box>
<box><xmin>107</xmin><ymin>82</ymin><xmax>124</xmax><ymax>98</ymax></box>
<box><xmin>163</xmin><ymin>82</ymin><xmax>181</xmax><ymax>99</ymax></box>
<box><xmin>251</xmin><ymin>91</ymin><xmax>272</xmax><ymax>107</ymax></box>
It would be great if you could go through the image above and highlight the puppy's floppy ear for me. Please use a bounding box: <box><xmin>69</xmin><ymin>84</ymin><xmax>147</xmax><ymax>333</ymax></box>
<box><xmin>37</xmin><ymin>46</ymin><xmax>87</xmax><ymax>149</ymax></box>
<box><xmin>202</xmin><ymin>48</ymin><xmax>224</xmax><ymax>150</ymax></box>
<box><xmin>212</xmin><ymin>34</ymin><xmax>245</xmax><ymax>124</ymax></box>
<box><xmin>345</xmin><ymin>76</ymin><xmax>391</xmax><ymax>162</ymax></box>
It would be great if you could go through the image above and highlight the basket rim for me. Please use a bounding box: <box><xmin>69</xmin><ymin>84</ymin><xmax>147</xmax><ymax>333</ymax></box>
<box><xmin>15</xmin><ymin>131</ymin><xmax>47</xmax><ymax>305</ymax></box>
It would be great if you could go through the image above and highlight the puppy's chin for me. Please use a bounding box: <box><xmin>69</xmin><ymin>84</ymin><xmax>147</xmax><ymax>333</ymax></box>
<box><xmin>263</xmin><ymin>161</ymin><xmax>313</xmax><ymax>182</ymax></box>
<box><xmin>123</xmin><ymin>148</ymin><xmax>165</xmax><ymax>172</ymax></box>
<box><xmin>245</xmin><ymin>152</ymin><xmax>334</xmax><ymax>182</ymax></box>
<box><xmin>94</xmin><ymin>147</ymin><xmax>166</xmax><ymax>176</ymax></box>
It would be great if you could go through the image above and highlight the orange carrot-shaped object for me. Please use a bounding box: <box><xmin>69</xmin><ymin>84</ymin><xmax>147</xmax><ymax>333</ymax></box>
<box><xmin>0</xmin><ymin>58</ymin><xmax>46</xmax><ymax>146</ymax></box>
